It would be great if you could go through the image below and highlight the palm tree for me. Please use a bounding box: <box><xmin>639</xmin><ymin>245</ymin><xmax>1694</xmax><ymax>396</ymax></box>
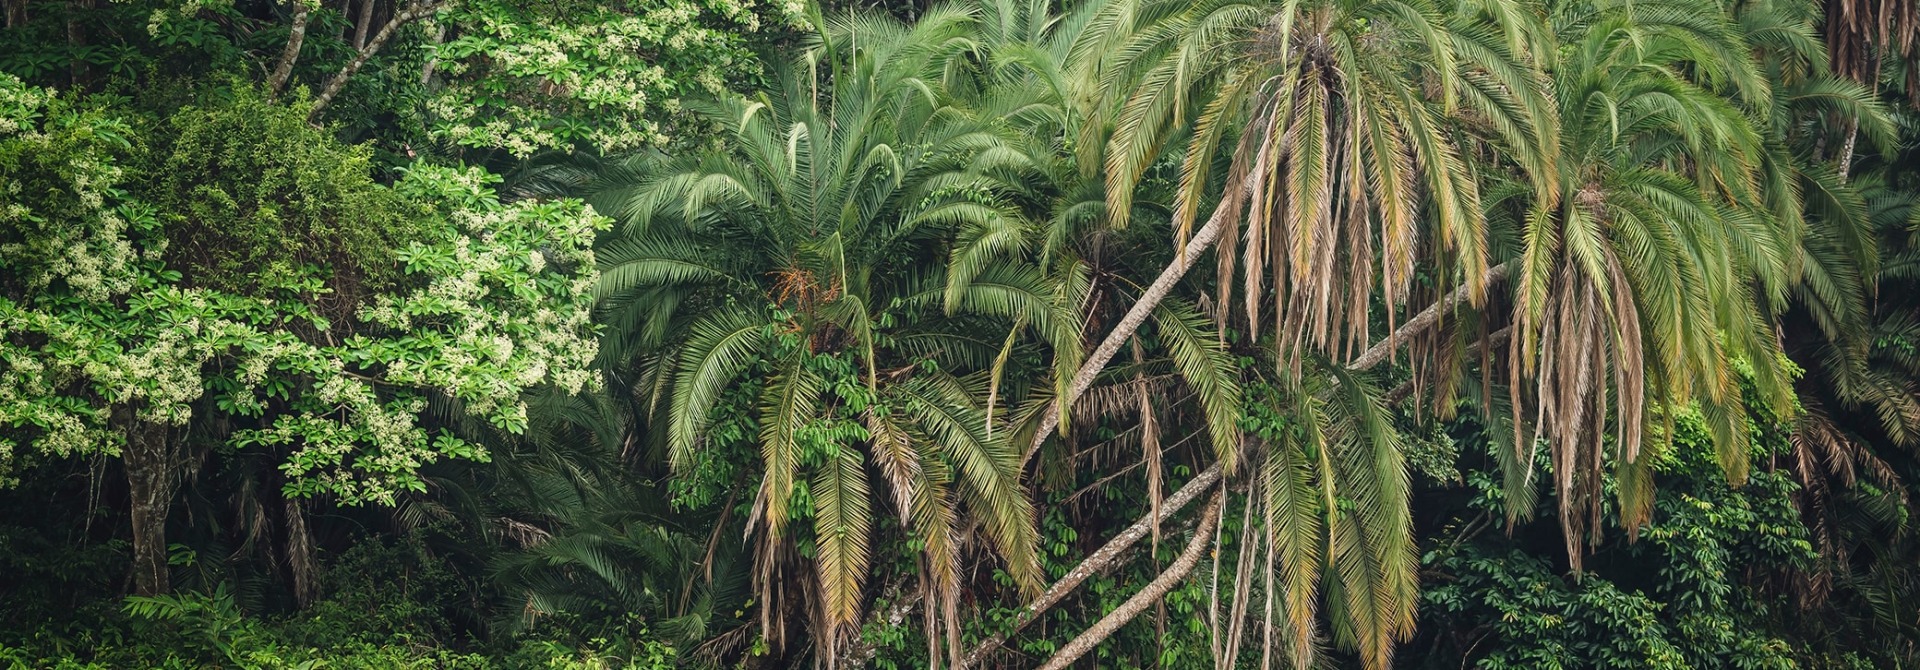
<box><xmin>1726</xmin><ymin>0</ymin><xmax>1917</xmax><ymax>592</ymax></box>
<box><xmin>1493</xmin><ymin>0</ymin><xmax>1803</xmax><ymax>567</ymax></box>
<box><xmin>1205</xmin><ymin>359</ymin><xmax>1417</xmax><ymax>669</ymax></box>
<box><xmin>1008</xmin><ymin>0</ymin><xmax>1557</xmax><ymax>471</ymax></box>
<box><xmin>588</xmin><ymin>10</ymin><xmax>1083</xmax><ymax>665</ymax></box>
<box><xmin>930</xmin><ymin>0</ymin><xmax>1551</xmax><ymax>666</ymax></box>
<box><xmin>1107</xmin><ymin>0</ymin><xmax>1555</xmax><ymax>347</ymax></box>
<box><xmin>446</xmin><ymin>390</ymin><xmax>753</xmax><ymax>651</ymax></box>
<box><xmin>949</xmin><ymin>0</ymin><xmax>1248</xmax><ymax>505</ymax></box>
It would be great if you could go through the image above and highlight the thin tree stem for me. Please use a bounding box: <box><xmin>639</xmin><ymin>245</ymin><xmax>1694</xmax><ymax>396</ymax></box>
<box><xmin>267</xmin><ymin>0</ymin><xmax>312</xmax><ymax>95</ymax></box>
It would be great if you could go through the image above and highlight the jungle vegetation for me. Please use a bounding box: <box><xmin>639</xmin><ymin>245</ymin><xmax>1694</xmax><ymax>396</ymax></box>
<box><xmin>1</xmin><ymin>0</ymin><xmax>1918</xmax><ymax>666</ymax></box>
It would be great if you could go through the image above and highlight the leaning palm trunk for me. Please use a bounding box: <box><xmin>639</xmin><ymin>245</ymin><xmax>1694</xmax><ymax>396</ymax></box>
<box><xmin>958</xmin><ymin>461</ymin><xmax>1226</xmax><ymax>668</ymax></box>
<box><xmin>992</xmin><ymin>0</ymin><xmax>1551</xmax><ymax>659</ymax></box>
<box><xmin>968</xmin><ymin>265</ymin><xmax>1507</xmax><ymax>669</ymax></box>
<box><xmin>1020</xmin><ymin>169</ymin><xmax>1248</xmax><ymax>470</ymax></box>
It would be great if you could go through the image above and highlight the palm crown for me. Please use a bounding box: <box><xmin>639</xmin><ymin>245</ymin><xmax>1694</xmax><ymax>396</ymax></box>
<box><xmin>588</xmin><ymin>10</ymin><xmax>1086</xmax><ymax>661</ymax></box>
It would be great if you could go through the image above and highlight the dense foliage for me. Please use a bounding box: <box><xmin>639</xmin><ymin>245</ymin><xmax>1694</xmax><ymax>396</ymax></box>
<box><xmin>2</xmin><ymin>0</ymin><xmax>1919</xmax><ymax>666</ymax></box>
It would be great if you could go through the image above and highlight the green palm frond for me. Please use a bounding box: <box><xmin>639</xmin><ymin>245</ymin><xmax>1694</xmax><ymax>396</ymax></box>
<box><xmin>1234</xmin><ymin>361</ymin><xmax>1416</xmax><ymax>669</ymax></box>
<box><xmin>899</xmin><ymin>373</ymin><xmax>1044</xmax><ymax>594</ymax></box>
<box><xmin>595</xmin><ymin>236</ymin><xmax>749</xmax><ymax>299</ymax></box>
<box><xmin>1151</xmin><ymin>298</ymin><xmax>1242</xmax><ymax>471</ymax></box>
<box><xmin>667</xmin><ymin>307</ymin><xmax>770</xmax><ymax>472</ymax></box>
<box><xmin>755</xmin><ymin>351</ymin><xmax>822</xmax><ymax>541</ymax></box>
<box><xmin>813</xmin><ymin>441</ymin><xmax>873</xmax><ymax>640</ymax></box>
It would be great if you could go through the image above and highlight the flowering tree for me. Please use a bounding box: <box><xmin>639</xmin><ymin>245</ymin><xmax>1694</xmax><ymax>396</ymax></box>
<box><xmin>421</xmin><ymin>0</ymin><xmax>805</xmax><ymax>157</ymax></box>
<box><xmin>0</xmin><ymin>76</ymin><xmax>604</xmax><ymax>595</ymax></box>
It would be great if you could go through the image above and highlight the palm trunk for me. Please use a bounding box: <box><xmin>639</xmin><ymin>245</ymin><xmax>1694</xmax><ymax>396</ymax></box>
<box><xmin>1035</xmin><ymin>490</ymin><xmax>1225</xmax><ymax>670</ymax></box>
<box><xmin>1021</xmin><ymin>182</ymin><xmax>1242</xmax><ymax>469</ymax></box>
<box><xmin>968</xmin><ymin>268</ymin><xmax>1496</xmax><ymax>667</ymax></box>
<box><xmin>1837</xmin><ymin>118</ymin><xmax>1859</xmax><ymax>184</ymax></box>
<box><xmin>1347</xmin><ymin>260</ymin><xmax>1512</xmax><ymax>371</ymax></box>
<box><xmin>286</xmin><ymin>499</ymin><xmax>317</xmax><ymax>606</ymax></box>
<box><xmin>125</xmin><ymin>423</ymin><xmax>176</xmax><ymax>596</ymax></box>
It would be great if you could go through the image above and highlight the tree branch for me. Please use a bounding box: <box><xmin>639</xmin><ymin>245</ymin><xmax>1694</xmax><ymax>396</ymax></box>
<box><xmin>957</xmin><ymin>463</ymin><xmax>1224</xmax><ymax>669</ymax></box>
<box><xmin>1384</xmin><ymin>326</ymin><xmax>1513</xmax><ymax>405</ymax></box>
<box><xmin>308</xmin><ymin>0</ymin><xmax>442</xmax><ymax>120</ymax></box>
<box><xmin>1347</xmin><ymin>260</ymin><xmax>1512</xmax><ymax>371</ymax></box>
<box><xmin>1034</xmin><ymin>489</ymin><xmax>1224</xmax><ymax>670</ymax></box>
<box><xmin>843</xmin><ymin>579</ymin><xmax>921</xmax><ymax>669</ymax></box>
<box><xmin>267</xmin><ymin>0</ymin><xmax>313</xmax><ymax>95</ymax></box>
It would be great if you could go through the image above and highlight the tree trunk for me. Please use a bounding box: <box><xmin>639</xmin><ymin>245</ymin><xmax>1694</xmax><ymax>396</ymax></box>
<box><xmin>1837</xmin><ymin>118</ymin><xmax>1860</xmax><ymax>184</ymax></box>
<box><xmin>65</xmin><ymin>0</ymin><xmax>90</xmax><ymax>88</ymax></box>
<box><xmin>125</xmin><ymin>423</ymin><xmax>177</xmax><ymax>596</ymax></box>
<box><xmin>1035</xmin><ymin>490</ymin><xmax>1224</xmax><ymax>670</ymax></box>
<box><xmin>309</xmin><ymin>0</ymin><xmax>440</xmax><ymax>120</ymax></box>
<box><xmin>1347</xmin><ymin>260</ymin><xmax>1512</xmax><ymax>371</ymax></box>
<box><xmin>5</xmin><ymin>0</ymin><xmax>27</xmax><ymax>30</ymax></box>
<box><xmin>419</xmin><ymin>21</ymin><xmax>446</xmax><ymax>84</ymax></box>
<box><xmin>268</xmin><ymin>0</ymin><xmax>312</xmax><ymax>95</ymax></box>
<box><xmin>351</xmin><ymin>0</ymin><xmax>374</xmax><ymax>49</ymax></box>
<box><xmin>966</xmin><ymin>280</ymin><xmax>1491</xmax><ymax>667</ymax></box>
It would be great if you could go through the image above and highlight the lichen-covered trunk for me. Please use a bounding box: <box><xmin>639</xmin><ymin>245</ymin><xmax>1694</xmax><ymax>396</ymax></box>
<box><xmin>267</xmin><ymin>3</ymin><xmax>313</xmax><ymax>95</ymax></box>
<box><xmin>125</xmin><ymin>425</ymin><xmax>176</xmax><ymax>596</ymax></box>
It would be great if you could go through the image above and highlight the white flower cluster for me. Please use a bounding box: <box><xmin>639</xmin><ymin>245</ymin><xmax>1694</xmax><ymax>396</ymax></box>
<box><xmin>241</xmin><ymin>375</ymin><xmax>443</xmax><ymax>506</ymax></box>
<box><xmin>82</xmin><ymin>312</ymin><xmax>234</xmax><ymax>426</ymax></box>
<box><xmin>0</xmin><ymin>74</ymin><xmax>52</xmax><ymax>136</ymax></box>
<box><xmin>0</xmin><ymin>160</ymin><xmax>606</xmax><ymax>507</ymax></box>
<box><xmin>0</xmin><ymin>75</ymin><xmax>140</xmax><ymax>302</ymax></box>
<box><xmin>142</xmin><ymin>0</ymin><xmax>232</xmax><ymax>37</ymax></box>
<box><xmin>358</xmin><ymin>171</ymin><xmax>607</xmax><ymax>432</ymax></box>
<box><xmin>0</xmin><ymin>303</ymin><xmax>112</xmax><ymax>486</ymax></box>
<box><xmin>0</xmin><ymin>289</ymin><xmax>264</xmax><ymax>484</ymax></box>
